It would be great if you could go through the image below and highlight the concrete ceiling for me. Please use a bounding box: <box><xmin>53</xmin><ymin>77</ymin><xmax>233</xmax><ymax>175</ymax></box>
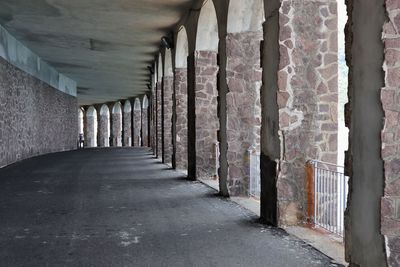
<box><xmin>0</xmin><ymin>0</ymin><xmax>193</xmax><ymax>105</ymax></box>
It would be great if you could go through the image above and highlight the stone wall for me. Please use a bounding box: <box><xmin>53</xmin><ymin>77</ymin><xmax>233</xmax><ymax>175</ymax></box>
<box><xmin>142</xmin><ymin>107</ymin><xmax>149</xmax><ymax>147</ymax></box>
<box><xmin>382</xmin><ymin>1</ymin><xmax>400</xmax><ymax>265</ymax></box>
<box><xmin>157</xmin><ymin>82</ymin><xmax>162</xmax><ymax>158</ymax></box>
<box><xmin>277</xmin><ymin>0</ymin><xmax>338</xmax><ymax>225</ymax></box>
<box><xmin>112</xmin><ymin>113</ymin><xmax>122</xmax><ymax>147</ymax></box>
<box><xmin>175</xmin><ymin>68</ymin><xmax>188</xmax><ymax>171</ymax></box>
<box><xmin>226</xmin><ymin>31</ymin><xmax>263</xmax><ymax>196</ymax></box>
<box><xmin>133</xmin><ymin>108</ymin><xmax>141</xmax><ymax>147</ymax></box>
<box><xmin>123</xmin><ymin>111</ymin><xmax>132</xmax><ymax>146</ymax></box>
<box><xmin>0</xmin><ymin>57</ymin><xmax>77</xmax><ymax>167</ymax></box>
<box><xmin>195</xmin><ymin>51</ymin><xmax>219</xmax><ymax>180</ymax></box>
<box><xmin>98</xmin><ymin>114</ymin><xmax>109</xmax><ymax>147</ymax></box>
<box><xmin>163</xmin><ymin>76</ymin><xmax>174</xmax><ymax>165</ymax></box>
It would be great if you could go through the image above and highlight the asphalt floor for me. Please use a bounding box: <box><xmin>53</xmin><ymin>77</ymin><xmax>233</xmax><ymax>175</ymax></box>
<box><xmin>0</xmin><ymin>148</ymin><xmax>343</xmax><ymax>267</ymax></box>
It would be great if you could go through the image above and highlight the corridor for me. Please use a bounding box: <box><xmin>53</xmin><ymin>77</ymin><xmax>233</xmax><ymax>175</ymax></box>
<box><xmin>0</xmin><ymin>149</ymin><xmax>340</xmax><ymax>267</ymax></box>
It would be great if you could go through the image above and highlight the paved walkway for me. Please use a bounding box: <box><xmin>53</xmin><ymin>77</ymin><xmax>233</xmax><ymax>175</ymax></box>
<box><xmin>0</xmin><ymin>148</ymin><xmax>342</xmax><ymax>266</ymax></box>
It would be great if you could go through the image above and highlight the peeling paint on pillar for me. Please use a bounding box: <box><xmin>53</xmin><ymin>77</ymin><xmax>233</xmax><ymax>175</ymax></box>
<box><xmin>195</xmin><ymin>51</ymin><xmax>219</xmax><ymax>180</ymax></box>
<box><xmin>226</xmin><ymin>31</ymin><xmax>262</xmax><ymax>196</ymax></box>
<box><xmin>163</xmin><ymin>76</ymin><xmax>174</xmax><ymax>165</ymax></box>
<box><xmin>175</xmin><ymin>68</ymin><xmax>188</xmax><ymax>171</ymax></box>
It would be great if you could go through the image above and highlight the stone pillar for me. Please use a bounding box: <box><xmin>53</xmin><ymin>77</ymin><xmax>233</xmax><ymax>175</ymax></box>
<box><xmin>381</xmin><ymin>2</ymin><xmax>400</xmax><ymax>266</ymax></box>
<box><xmin>195</xmin><ymin>51</ymin><xmax>219</xmax><ymax>180</ymax></box>
<box><xmin>142</xmin><ymin>104</ymin><xmax>148</xmax><ymax>147</ymax></box>
<box><xmin>226</xmin><ymin>31</ymin><xmax>263</xmax><ymax>196</ymax></box>
<box><xmin>276</xmin><ymin>1</ymin><xmax>338</xmax><ymax>225</ymax></box>
<box><xmin>112</xmin><ymin>112</ymin><xmax>122</xmax><ymax>147</ymax></box>
<box><xmin>163</xmin><ymin>76</ymin><xmax>174</xmax><ymax>165</ymax></box>
<box><xmin>175</xmin><ymin>68</ymin><xmax>188</xmax><ymax>171</ymax></box>
<box><xmin>133</xmin><ymin>104</ymin><xmax>141</xmax><ymax>147</ymax></box>
<box><xmin>123</xmin><ymin>107</ymin><xmax>132</xmax><ymax>147</ymax></box>
<box><xmin>98</xmin><ymin>112</ymin><xmax>109</xmax><ymax>147</ymax></box>
<box><xmin>157</xmin><ymin>82</ymin><xmax>162</xmax><ymax>158</ymax></box>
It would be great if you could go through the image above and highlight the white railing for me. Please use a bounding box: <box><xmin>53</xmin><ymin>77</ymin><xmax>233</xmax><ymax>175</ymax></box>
<box><xmin>310</xmin><ymin>160</ymin><xmax>349</xmax><ymax>237</ymax></box>
<box><xmin>248</xmin><ymin>146</ymin><xmax>260</xmax><ymax>198</ymax></box>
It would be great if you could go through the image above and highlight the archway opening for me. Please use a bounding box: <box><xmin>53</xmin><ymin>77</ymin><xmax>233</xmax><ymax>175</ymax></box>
<box><xmin>156</xmin><ymin>54</ymin><xmax>163</xmax><ymax>158</ymax></box>
<box><xmin>175</xmin><ymin>27</ymin><xmax>189</xmax><ymax>173</ymax></box>
<box><xmin>86</xmin><ymin>106</ymin><xmax>98</xmax><ymax>148</ymax></box>
<box><xmin>226</xmin><ymin>0</ymin><xmax>264</xmax><ymax>198</ymax></box>
<box><xmin>163</xmin><ymin>49</ymin><xmax>174</xmax><ymax>165</ymax></box>
<box><xmin>78</xmin><ymin>108</ymin><xmax>84</xmax><ymax>136</ymax></box>
<box><xmin>142</xmin><ymin>95</ymin><xmax>149</xmax><ymax>147</ymax></box>
<box><xmin>195</xmin><ymin>0</ymin><xmax>220</xmax><ymax>187</ymax></box>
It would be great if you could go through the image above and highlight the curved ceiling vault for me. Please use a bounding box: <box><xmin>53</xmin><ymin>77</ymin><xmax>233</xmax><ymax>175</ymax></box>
<box><xmin>0</xmin><ymin>0</ymin><xmax>194</xmax><ymax>105</ymax></box>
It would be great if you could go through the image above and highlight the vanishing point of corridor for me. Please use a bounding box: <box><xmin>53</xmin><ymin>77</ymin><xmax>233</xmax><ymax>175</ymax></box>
<box><xmin>0</xmin><ymin>149</ymin><xmax>339</xmax><ymax>267</ymax></box>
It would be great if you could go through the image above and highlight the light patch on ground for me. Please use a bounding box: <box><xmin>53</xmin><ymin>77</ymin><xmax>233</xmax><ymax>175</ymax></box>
<box><xmin>118</xmin><ymin>231</ymin><xmax>141</xmax><ymax>247</ymax></box>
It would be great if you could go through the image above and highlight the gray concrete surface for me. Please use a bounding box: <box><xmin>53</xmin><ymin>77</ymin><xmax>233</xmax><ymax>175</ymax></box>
<box><xmin>0</xmin><ymin>0</ymin><xmax>194</xmax><ymax>105</ymax></box>
<box><xmin>0</xmin><ymin>148</ymin><xmax>342</xmax><ymax>267</ymax></box>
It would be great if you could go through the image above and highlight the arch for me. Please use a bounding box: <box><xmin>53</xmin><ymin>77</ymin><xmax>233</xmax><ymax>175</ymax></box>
<box><xmin>142</xmin><ymin>95</ymin><xmax>149</xmax><ymax>109</ymax></box>
<box><xmin>157</xmin><ymin>54</ymin><xmax>163</xmax><ymax>82</ymax></box>
<box><xmin>134</xmin><ymin>98</ymin><xmax>141</xmax><ymax>110</ymax></box>
<box><xmin>87</xmin><ymin>106</ymin><xmax>97</xmax><ymax>117</ymax></box>
<box><xmin>100</xmin><ymin>104</ymin><xmax>110</xmax><ymax>116</ymax></box>
<box><xmin>164</xmin><ymin>49</ymin><xmax>173</xmax><ymax>77</ymax></box>
<box><xmin>123</xmin><ymin>101</ymin><xmax>132</xmax><ymax>113</ymax></box>
<box><xmin>175</xmin><ymin>27</ymin><xmax>189</xmax><ymax>68</ymax></box>
<box><xmin>227</xmin><ymin>0</ymin><xmax>265</xmax><ymax>33</ymax></box>
<box><xmin>112</xmin><ymin>102</ymin><xmax>122</xmax><ymax>114</ymax></box>
<box><xmin>196</xmin><ymin>0</ymin><xmax>219</xmax><ymax>51</ymax></box>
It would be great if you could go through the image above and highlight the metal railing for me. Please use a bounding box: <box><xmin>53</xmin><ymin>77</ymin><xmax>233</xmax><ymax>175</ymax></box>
<box><xmin>310</xmin><ymin>160</ymin><xmax>349</xmax><ymax>237</ymax></box>
<box><xmin>249</xmin><ymin>147</ymin><xmax>261</xmax><ymax>198</ymax></box>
